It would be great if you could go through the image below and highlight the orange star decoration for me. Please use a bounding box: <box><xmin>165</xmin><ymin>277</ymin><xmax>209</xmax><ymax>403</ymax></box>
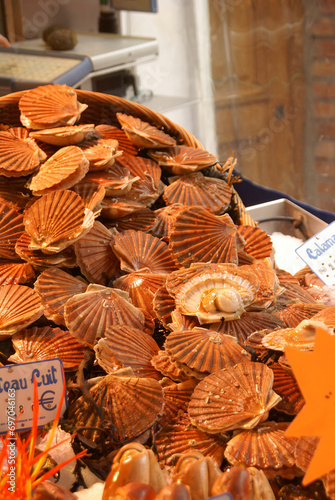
<box><xmin>285</xmin><ymin>326</ymin><xmax>335</xmax><ymax>485</ymax></box>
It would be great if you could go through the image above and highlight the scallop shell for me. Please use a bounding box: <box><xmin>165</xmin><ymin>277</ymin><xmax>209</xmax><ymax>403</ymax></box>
<box><xmin>0</xmin><ymin>284</ymin><xmax>43</xmax><ymax>339</ymax></box>
<box><xmin>8</xmin><ymin>326</ymin><xmax>86</xmax><ymax>370</ymax></box>
<box><xmin>0</xmin><ymin>260</ymin><xmax>35</xmax><ymax>285</ymax></box>
<box><xmin>67</xmin><ymin>371</ymin><xmax>164</xmax><ymax>442</ymax></box>
<box><xmin>64</xmin><ymin>284</ymin><xmax>146</xmax><ymax>347</ymax></box>
<box><xmin>117</xmin><ymin>112</ymin><xmax>176</xmax><ymax>148</ymax></box>
<box><xmin>173</xmin><ymin>267</ymin><xmax>257</xmax><ymax>324</ymax></box>
<box><xmin>152</xmin><ymin>285</ymin><xmax>175</xmax><ymax>327</ymax></box>
<box><xmin>276</xmin><ymin>268</ymin><xmax>300</xmax><ymax>285</ymax></box>
<box><xmin>0</xmin><ymin>177</ymin><xmax>31</xmax><ymax>211</ymax></box>
<box><xmin>27</xmin><ymin>146</ymin><xmax>90</xmax><ymax>195</ymax></box>
<box><xmin>15</xmin><ymin>231</ymin><xmax>77</xmax><ymax>270</ymax></box>
<box><xmin>168</xmin><ymin>310</ymin><xmax>201</xmax><ymax>332</ymax></box>
<box><xmin>230</xmin><ymin>187</ymin><xmax>257</xmax><ymax>226</ymax></box>
<box><xmin>0</xmin><ymin>131</ymin><xmax>47</xmax><ymax>177</ymax></box>
<box><xmin>237</xmin><ymin>225</ymin><xmax>273</xmax><ymax>259</ymax></box>
<box><xmin>151</xmin><ymin>205</ymin><xmax>185</xmax><ymax>241</ymax></box>
<box><xmin>311</xmin><ymin>305</ymin><xmax>335</xmax><ymax>328</ymax></box>
<box><xmin>247</xmin><ymin>259</ymin><xmax>284</xmax><ymax>310</ymax></box>
<box><xmin>270</xmin><ymin>363</ymin><xmax>304</xmax><ymax>415</ymax></box>
<box><xmin>210</xmin><ymin>311</ymin><xmax>285</xmax><ymax>345</ymax></box>
<box><xmin>148</xmin><ymin>146</ymin><xmax>217</xmax><ymax>174</ymax></box>
<box><xmin>34</xmin><ymin>267</ymin><xmax>88</xmax><ymax>325</ymax></box>
<box><xmin>75</xmin><ymin>220</ymin><xmax>120</xmax><ymax>285</ymax></box>
<box><xmin>188</xmin><ymin>362</ymin><xmax>281</xmax><ymax>433</ymax></box>
<box><xmin>8</xmin><ymin>126</ymin><xmax>30</xmax><ymax>139</ymax></box>
<box><xmin>156</xmin><ymin>413</ymin><xmax>226</xmax><ymax>467</ymax></box>
<box><xmin>113</xmin><ymin>271</ymin><xmax>167</xmax><ymax>320</ymax></box>
<box><xmin>165</xmin><ymin>329</ymin><xmax>251</xmax><ymax>379</ymax></box>
<box><xmin>273</xmin><ymin>302</ymin><xmax>328</xmax><ymax>328</ymax></box>
<box><xmin>94</xmin><ymin>325</ymin><xmax>161</xmax><ymax>379</ymax></box>
<box><xmin>84</xmin><ymin>165</ymin><xmax>139</xmax><ymax>196</ymax></box>
<box><xmin>23</xmin><ymin>190</ymin><xmax>94</xmax><ymax>254</ymax></box>
<box><xmin>158</xmin><ymin>379</ymin><xmax>198</xmax><ymax>426</ymax></box>
<box><xmin>294</xmin><ymin>436</ymin><xmax>319</xmax><ymax>472</ymax></box>
<box><xmin>112</xmin><ymin>230</ymin><xmax>177</xmax><ymax>274</ymax></box>
<box><xmin>19</xmin><ymin>84</ymin><xmax>87</xmax><ymax>129</ymax></box>
<box><xmin>275</xmin><ymin>283</ymin><xmax>318</xmax><ymax>307</ymax></box>
<box><xmin>72</xmin><ymin>182</ymin><xmax>105</xmax><ymax>213</ymax></box>
<box><xmin>224</xmin><ymin>421</ymin><xmax>301</xmax><ymax>479</ymax></box>
<box><xmin>0</xmin><ymin>201</ymin><xmax>24</xmax><ymax>260</ymax></box>
<box><xmin>30</xmin><ymin>124</ymin><xmax>95</xmax><ymax>146</ymax></box>
<box><xmin>80</xmin><ymin>138</ymin><xmax>122</xmax><ymax>170</ymax></box>
<box><xmin>169</xmin><ymin>207</ymin><xmax>245</xmax><ymax>267</ymax></box>
<box><xmin>261</xmin><ymin>319</ymin><xmax>330</xmax><ymax>351</ymax></box>
<box><xmin>151</xmin><ymin>350</ymin><xmax>190</xmax><ymax>382</ymax></box>
<box><xmin>95</xmin><ymin>124</ymin><xmax>138</xmax><ymax>155</ymax></box>
<box><xmin>105</xmin><ymin>208</ymin><xmax>157</xmax><ymax>233</ymax></box>
<box><xmin>163</xmin><ymin>172</ymin><xmax>232</xmax><ymax>214</ymax></box>
<box><xmin>100</xmin><ymin>198</ymin><xmax>145</xmax><ymax>219</ymax></box>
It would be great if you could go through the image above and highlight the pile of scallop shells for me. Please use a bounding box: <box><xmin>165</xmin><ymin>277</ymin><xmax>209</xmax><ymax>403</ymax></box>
<box><xmin>0</xmin><ymin>84</ymin><xmax>335</xmax><ymax>500</ymax></box>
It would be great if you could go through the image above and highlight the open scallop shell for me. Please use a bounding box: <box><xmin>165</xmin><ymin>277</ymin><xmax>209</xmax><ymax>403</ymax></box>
<box><xmin>237</xmin><ymin>225</ymin><xmax>273</xmax><ymax>260</ymax></box>
<box><xmin>270</xmin><ymin>363</ymin><xmax>304</xmax><ymax>415</ymax></box>
<box><xmin>0</xmin><ymin>131</ymin><xmax>47</xmax><ymax>177</ymax></box>
<box><xmin>64</xmin><ymin>284</ymin><xmax>146</xmax><ymax>347</ymax></box>
<box><xmin>148</xmin><ymin>146</ymin><xmax>217</xmax><ymax>174</ymax></box>
<box><xmin>105</xmin><ymin>207</ymin><xmax>157</xmax><ymax>233</ymax></box>
<box><xmin>23</xmin><ymin>190</ymin><xmax>94</xmax><ymax>254</ymax></box>
<box><xmin>113</xmin><ymin>270</ymin><xmax>167</xmax><ymax>320</ymax></box>
<box><xmin>0</xmin><ymin>284</ymin><xmax>43</xmax><ymax>339</ymax></box>
<box><xmin>95</xmin><ymin>124</ymin><xmax>138</xmax><ymax>155</ymax></box>
<box><xmin>188</xmin><ymin>362</ymin><xmax>281</xmax><ymax>433</ymax></box>
<box><xmin>165</xmin><ymin>329</ymin><xmax>251</xmax><ymax>379</ymax></box>
<box><xmin>8</xmin><ymin>326</ymin><xmax>86</xmax><ymax>370</ymax></box>
<box><xmin>67</xmin><ymin>371</ymin><xmax>164</xmax><ymax>442</ymax></box>
<box><xmin>156</xmin><ymin>412</ymin><xmax>226</xmax><ymax>467</ymax></box>
<box><xmin>0</xmin><ymin>260</ymin><xmax>35</xmax><ymax>285</ymax></box>
<box><xmin>94</xmin><ymin>325</ymin><xmax>161</xmax><ymax>379</ymax></box>
<box><xmin>0</xmin><ymin>201</ymin><xmax>24</xmax><ymax>260</ymax></box>
<box><xmin>74</xmin><ymin>220</ymin><xmax>120</xmax><ymax>285</ymax></box>
<box><xmin>151</xmin><ymin>350</ymin><xmax>190</xmax><ymax>382</ymax></box>
<box><xmin>163</xmin><ymin>172</ymin><xmax>232</xmax><ymax>214</ymax></box>
<box><xmin>30</xmin><ymin>124</ymin><xmax>95</xmax><ymax>146</ymax></box>
<box><xmin>80</xmin><ymin>138</ymin><xmax>122</xmax><ymax>170</ymax></box>
<box><xmin>210</xmin><ymin>311</ymin><xmax>284</xmax><ymax>345</ymax></box>
<box><xmin>112</xmin><ymin>229</ymin><xmax>177</xmax><ymax>274</ymax></box>
<box><xmin>224</xmin><ymin>421</ymin><xmax>301</xmax><ymax>479</ymax></box>
<box><xmin>27</xmin><ymin>146</ymin><xmax>90</xmax><ymax>195</ymax></box>
<box><xmin>15</xmin><ymin>231</ymin><xmax>77</xmax><ymax>270</ymax></box>
<box><xmin>0</xmin><ymin>176</ymin><xmax>32</xmax><ymax>211</ymax></box>
<box><xmin>273</xmin><ymin>302</ymin><xmax>328</xmax><ymax>328</ymax></box>
<box><xmin>19</xmin><ymin>84</ymin><xmax>87</xmax><ymax>129</ymax></box>
<box><xmin>169</xmin><ymin>207</ymin><xmax>245</xmax><ymax>267</ymax></box>
<box><xmin>34</xmin><ymin>267</ymin><xmax>88</xmax><ymax>325</ymax></box>
<box><xmin>261</xmin><ymin>319</ymin><xmax>330</xmax><ymax>351</ymax></box>
<box><xmin>117</xmin><ymin>112</ymin><xmax>176</xmax><ymax>148</ymax></box>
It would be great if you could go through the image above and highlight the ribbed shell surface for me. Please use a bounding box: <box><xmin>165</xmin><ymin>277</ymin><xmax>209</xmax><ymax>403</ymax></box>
<box><xmin>0</xmin><ymin>284</ymin><xmax>43</xmax><ymax>337</ymax></box>
<box><xmin>117</xmin><ymin>112</ymin><xmax>176</xmax><ymax>148</ymax></box>
<box><xmin>0</xmin><ymin>131</ymin><xmax>46</xmax><ymax>177</ymax></box>
<box><xmin>0</xmin><ymin>202</ymin><xmax>24</xmax><ymax>259</ymax></box>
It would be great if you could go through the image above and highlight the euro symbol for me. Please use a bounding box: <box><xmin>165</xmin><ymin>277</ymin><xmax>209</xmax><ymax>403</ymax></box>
<box><xmin>39</xmin><ymin>390</ymin><xmax>56</xmax><ymax>411</ymax></box>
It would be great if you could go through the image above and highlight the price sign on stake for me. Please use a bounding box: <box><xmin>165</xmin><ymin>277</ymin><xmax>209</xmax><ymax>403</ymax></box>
<box><xmin>0</xmin><ymin>359</ymin><xmax>67</xmax><ymax>434</ymax></box>
<box><xmin>295</xmin><ymin>220</ymin><xmax>335</xmax><ymax>287</ymax></box>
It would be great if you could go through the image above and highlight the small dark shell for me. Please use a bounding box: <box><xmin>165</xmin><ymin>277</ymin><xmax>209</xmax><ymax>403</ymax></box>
<box><xmin>270</xmin><ymin>363</ymin><xmax>304</xmax><ymax>415</ymax></box>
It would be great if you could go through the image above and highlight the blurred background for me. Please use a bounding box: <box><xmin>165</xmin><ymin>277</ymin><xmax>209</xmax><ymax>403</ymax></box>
<box><xmin>0</xmin><ymin>0</ymin><xmax>334</xmax><ymax>214</ymax></box>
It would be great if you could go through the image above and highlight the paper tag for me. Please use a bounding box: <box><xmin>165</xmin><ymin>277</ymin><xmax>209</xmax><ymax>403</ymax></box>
<box><xmin>295</xmin><ymin>221</ymin><xmax>335</xmax><ymax>286</ymax></box>
<box><xmin>0</xmin><ymin>359</ymin><xmax>67</xmax><ymax>434</ymax></box>
<box><xmin>208</xmin><ymin>494</ymin><xmax>233</xmax><ymax>500</ymax></box>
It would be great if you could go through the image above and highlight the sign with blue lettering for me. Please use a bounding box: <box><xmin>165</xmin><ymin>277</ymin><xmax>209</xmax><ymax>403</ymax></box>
<box><xmin>0</xmin><ymin>359</ymin><xmax>67</xmax><ymax>434</ymax></box>
<box><xmin>295</xmin><ymin>221</ymin><xmax>335</xmax><ymax>287</ymax></box>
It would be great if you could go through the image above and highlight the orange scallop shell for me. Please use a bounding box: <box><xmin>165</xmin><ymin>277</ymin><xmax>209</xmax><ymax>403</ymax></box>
<box><xmin>117</xmin><ymin>112</ymin><xmax>176</xmax><ymax>148</ymax></box>
<box><xmin>152</xmin><ymin>285</ymin><xmax>175</xmax><ymax>327</ymax></box>
<box><xmin>0</xmin><ymin>284</ymin><xmax>43</xmax><ymax>339</ymax></box>
<box><xmin>246</xmin><ymin>259</ymin><xmax>284</xmax><ymax>310</ymax></box>
<box><xmin>165</xmin><ymin>329</ymin><xmax>251</xmax><ymax>379</ymax></box>
<box><xmin>23</xmin><ymin>190</ymin><xmax>94</xmax><ymax>254</ymax></box>
<box><xmin>105</xmin><ymin>208</ymin><xmax>157</xmax><ymax>233</ymax></box>
<box><xmin>273</xmin><ymin>302</ymin><xmax>328</xmax><ymax>328</ymax></box>
<box><xmin>0</xmin><ymin>260</ymin><xmax>35</xmax><ymax>285</ymax></box>
<box><xmin>148</xmin><ymin>146</ymin><xmax>217</xmax><ymax>174</ymax></box>
<box><xmin>0</xmin><ymin>177</ymin><xmax>32</xmax><ymax>211</ymax></box>
<box><xmin>95</xmin><ymin>124</ymin><xmax>138</xmax><ymax>155</ymax></box>
<box><xmin>19</xmin><ymin>84</ymin><xmax>87</xmax><ymax>129</ymax></box>
<box><xmin>28</xmin><ymin>146</ymin><xmax>90</xmax><ymax>195</ymax></box>
<box><xmin>8</xmin><ymin>326</ymin><xmax>86</xmax><ymax>370</ymax></box>
<box><xmin>0</xmin><ymin>131</ymin><xmax>47</xmax><ymax>177</ymax></box>
<box><xmin>261</xmin><ymin>319</ymin><xmax>328</xmax><ymax>351</ymax></box>
<box><xmin>188</xmin><ymin>362</ymin><xmax>281</xmax><ymax>433</ymax></box>
<box><xmin>275</xmin><ymin>283</ymin><xmax>318</xmax><ymax>307</ymax></box>
<box><xmin>168</xmin><ymin>310</ymin><xmax>201</xmax><ymax>332</ymax></box>
<box><xmin>74</xmin><ymin>220</ymin><xmax>121</xmax><ymax>285</ymax></box>
<box><xmin>169</xmin><ymin>207</ymin><xmax>244</xmax><ymax>267</ymax></box>
<box><xmin>151</xmin><ymin>205</ymin><xmax>185</xmax><ymax>241</ymax></box>
<box><xmin>158</xmin><ymin>379</ymin><xmax>199</xmax><ymax>426</ymax></box>
<box><xmin>0</xmin><ymin>201</ymin><xmax>24</xmax><ymax>260</ymax></box>
<box><xmin>34</xmin><ymin>267</ymin><xmax>88</xmax><ymax>325</ymax></box>
<box><xmin>30</xmin><ymin>124</ymin><xmax>95</xmax><ymax>146</ymax></box>
<box><xmin>64</xmin><ymin>284</ymin><xmax>146</xmax><ymax>347</ymax></box>
<box><xmin>156</xmin><ymin>412</ymin><xmax>226</xmax><ymax>467</ymax></box>
<box><xmin>67</xmin><ymin>372</ymin><xmax>164</xmax><ymax>442</ymax></box>
<box><xmin>151</xmin><ymin>350</ymin><xmax>190</xmax><ymax>382</ymax></box>
<box><xmin>163</xmin><ymin>172</ymin><xmax>232</xmax><ymax>214</ymax></box>
<box><xmin>310</xmin><ymin>305</ymin><xmax>335</xmax><ymax>328</ymax></box>
<box><xmin>113</xmin><ymin>270</ymin><xmax>167</xmax><ymax>320</ymax></box>
<box><xmin>84</xmin><ymin>165</ymin><xmax>138</xmax><ymax>196</ymax></box>
<box><xmin>112</xmin><ymin>229</ymin><xmax>177</xmax><ymax>274</ymax></box>
<box><xmin>270</xmin><ymin>363</ymin><xmax>304</xmax><ymax>415</ymax></box>
<box><xmin>80</xmin><ymin>138</ymin><xmax>122</xmax><ymax>170</ymax></box>
<box><xmin>94</xmin><ymin>325</ymin><xmax>161</xmax><ymax>379</ymax></box>
<box><xmin>237</xmin><ymin>225</ymin><xmax>273</xmax><ymax>260</ymax></box>
<box><xmin>100</xmin><ymin>198</ymin><xmax>145</xmax><ymax>219</ymax></box>
<box><xmin>8</xmin><ymin>126</ymin><xmax>30</xmax><ymax>139</ymax></box>
<box><xmin>72</xmin><ymin>182</ymin><xmax>105</xmax><ymax>213</ymax></box>
<box><xmin>224</xmin><ymin>421</ymin><xmax>301</xmax><ymax>479</ymax></box>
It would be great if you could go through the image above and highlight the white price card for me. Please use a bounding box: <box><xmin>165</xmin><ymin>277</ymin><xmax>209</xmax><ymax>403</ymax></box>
<box><xmin>0</xmin><ymin>358</ymin><xmax>67</xmax><ymax>434</ymax></box>
<box><xmin>295</xmin><ymin>220</ymin><xmax>335</xmax><ymax>286</ymax></box>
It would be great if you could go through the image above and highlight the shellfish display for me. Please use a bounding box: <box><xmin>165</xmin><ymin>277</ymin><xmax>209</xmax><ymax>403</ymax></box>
<box><xmin>0</xmin><ymin>84</ymin><xmax>333</xmax><ymax>498</ymax></box>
